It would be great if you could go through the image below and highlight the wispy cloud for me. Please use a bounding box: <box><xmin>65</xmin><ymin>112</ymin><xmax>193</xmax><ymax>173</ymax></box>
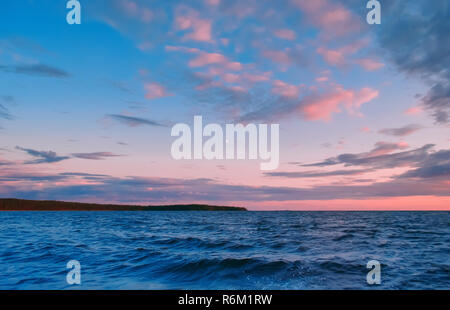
<box><xmin>144</xmin><ymin>82</ymin><xmax>172</xmax><ymax>100</ymax></box>
<box><xmin>0</xmin><ymin>63</ymin><xmax>70</xmax><ymax>78</ymax></box>
<box><xmin>0</xmin><ymin>103</ymin><xmax>13</xmax><ymax>120</ymax></box>
<box><xmin>71</xmin><ymin>152</ymin><xmax>123</xmax><ymax>160</ymax></box>
<box><xmin>303</xmin><ymin>143</ymin><xmax>434</xmax><ymax>169</ymax></box>
<box><xmin>379</xmin><ymin>124</ymin><xmax>423</xmax><ymax>137</ymax></box>
<box><xmin>16</xmin><ymin>146</ymin><xmax>70</xmax><ymax>164</ymax></box>
<box><xmin>265</xmin><ymin>169</ymin><xmax>371</xmax><ymax>178</ymax></box>
<box><xmin>108</xmin><ymin>114</ymin><xmax>168</xmax><ymax>127</ymax></box>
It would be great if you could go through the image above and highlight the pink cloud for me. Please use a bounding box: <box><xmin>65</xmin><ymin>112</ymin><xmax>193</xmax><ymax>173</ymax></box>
<box><xmin>355</xmin><ymin>58</ymin><xmax>385</xmax><ymax>71</ymax></box>
<box><xmin>262</xmin><ymin>50</ymin><xmax>291</xmax><ymax>65</ymax></box>
<box><xmin>317</xmin><ymin>47</ymin><xmax>346</xmax><ymax>66</ymax></box>
<box><xmin>175</xmin><ymin>10</ymin><xmax>213</xmax><ymax>42</ymax></box>
<box><xmin>272</xmin><ymin>80</ymin><xmax>301</xmax><ymax>98</ymax></box>
<box><xmin>317</xmin><ymin>39</ymin><xmax>369</xmax><ymax>67</ymax></box>
<box><xmin>225</xmin><ymin>61</ymin><xmax>243</xmax><ymax>71</ymax></box>
<box><xmin>299</xmin><ymin>86</ymin><xmax>379</xmax><ymax>121</ymax></box>
<box><xmin>222</xmin><ymin>73</ymin><xmax>240</xmax><ymax>83</ymax></box>
<box><xmin>144</xmin><ymin>83</ymin><xmax>171</xmax><ymax>100</ymax></box>
<box><xmin>315</xmin><ymin>76</ymin><xmax>329</xmax><ymax>82</ymax></box>
<box><xmin>228</xmin><ymin>85</ymin><xmax>247</xmax><ymax>93</ymax></box>
<box><xmin>274</xmin><ymin>29</ymin><xmax>296</xmax><ymax>40</ymax></box>
<box><xmin>166</xmin><ymin>46</ymin><xmax>242</xmax><ymax>71</ymax></box>
<box><xmin>291</xmin><ymin>0</ymin><xmax>362</xmax><ymax>37</ymax></box>
<box><xmin>367</xmin><ymin>141</ymin><xmax>409</xmax><ymax>157</ymax></box>
<box><xmin>195</xmin><ymin>80</ymin><xmax>222</xmax><ymax>91</ymax></box>
<box><xmin>165</xmin><ymin>45</ymin><xmax>201</xmax><ymax>54</ymax></box>
<box><xmin>404</xmin><ymin>106</ymin><xmax>423</xmax><ymax>115</ymax></box>
<box><xmin>242</xmin><ymin>72</ymin><xmax>271</xmax><ymax>83</ymax></box>
<box><xmin>119</xmin><ymin>0</ymin><xmax>138</xmax><ymax>15</ymax></box>
<box><xmin>218</xmin><ymin>71</ymin><xmax>270</xmax><ymax>85</ymax></box>
<box><xmin>189</xmin><ymin>52</ymin><xmax>227</xmax><ymax>67</ymax></box>
<box><xmin>205</xmin><ymin>0</ymin><xmax>220</xmax><ymax>5</ymax></box>
<box><xmin>119</xmin><ymin>0</ymin><xmax>153</xmax><ymax>23</ymax></box>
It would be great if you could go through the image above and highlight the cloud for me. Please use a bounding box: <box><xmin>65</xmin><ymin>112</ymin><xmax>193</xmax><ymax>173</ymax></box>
<box><xmin>271</xmin><ymin>80</ymin><xmax>301</xmax><ymax>98</ymax></box>
<box><xmin>291</xmin><ymin>0</ymin><xmax>363</xmax><ymax>37</ymax></box>
<box><xmin>299</xmin><ymin>86</ymin><xmax>378</xmax><ymax>121</ymax></box>
<box><xmin>0</xmin><ymin>103</ymin><xmax>13</xmax><ymax>120</ymax></box>
<box><xmin>367</xmin><ymin>141</ymin><xmax>409</xmax><ymax>157</ymax></box>
<box><xmin>1</xmin><ymin>96</ymin><xmax>15</xmax><ymax>104</ymax></box>
<box><xmin>376</xmin><ymin>1</ymin><xmax>450</xmax><ymax>123</ymax></box>
<box><xmin>12</xmin><ymin>147</ymin><xmax>125</xmax><ymax>165</ymax></box>
<box><xmin>71</xmin><ymin>152</ymin><xmax>122</xmax><ymax>160</ymax></box>
<box><xmin>108</xmin><ymin>114</ymin><xmax>167</xmax><ymax>127</ymax></box>
<box><xmin>274</xmin><ymin>29</ymin><xmax>296</xmax><ymax>40</ymax></box>
<box><xmin>16</xmin><ymin>146</ymin><xmax>70</xmax><ymax>164</ymax></box>
<box><xmin>166</xmin><ymin>46</ymin><xmax>243</xmax><ymax>72</ymax></box>
<box><xmin>119</xmin><ymin>0</ymin><xmax>153</xmax><ymax>23</ymax></box>
<box><xmin>265</xmin><ymin>168</ymin><xmax>371</xmax><ymax>178</ymax></box>
<box><xmin>0</xmin><ymin>63</ymin><xmax>70</xmax><ymax>78</ymax></box>
<box><xmin>238</xmin><ymin>85</ymin><xmax>378</xmax><ymax>123</ymax></box>
<box><xmin>0</xmin><ymin>158</ymin><xmax>13</xmax><ymax>166</ymax></box>
<box><xmin>144</xmin><ymin>82</ymin><xmax>172</xmax><ymax>100</ymax></box>
<box><xmin>379</xmin><ymin>124</ymin><xmax>423</xmax><ymax>137</ymax></box>
<box><xmin>398</xmin><ymin>149</ymin><xmax>450</xmax><ymax>179</ymax></box>
<box><xmin>189</xmin><ymin>52</ymin><xmax>227</xmax><ymax>67</ymax></box>
<box><xmin>174</xmin><ymin>8</ymin><xmax>213</xmax><ymax>42</ymax></box>
<box><xmin>205</xmin><ymin>0</ymin><xmax>220</xmax><ymax>6</ymax></box>
<box><xmin>3</xmin><ymin>168</ymin><xmax>449</xmax><ymax>204</ymax></box>
<box><xmin>354</xmin><ymin>58</ymin><xmax>384</xmax><ymax>71</ymax></box>
<box><xmin>303</xmin><ymin>143</ymin><xmax>434</xmax><ymax>169</ymax></box>
<box><xmin>404</xmin><ymin>106</ymin><xmax>423</xmax><ymax>116</ymax></box>
<box><xmin>316</xmin><ymin>40</ymin><xmax>381</xmax><ymax>71</ymax></box>
<box><xmin>262</xmin><ymin>47</ymin><xmax>310</xmax><ymax>68</ymax></box>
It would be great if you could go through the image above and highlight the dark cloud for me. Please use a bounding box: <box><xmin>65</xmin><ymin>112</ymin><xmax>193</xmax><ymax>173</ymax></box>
<box><xmin>265</xmin><ymin>169</ymin><xmax>371</xmax><ymax>178</ymax></box>
<box><xmin>398</xmin><ymin>149</ymin><xmax>450</xmax><ymax>179</ymax></box>
<box><xmin>301</xmin><ymin>142</ymin><xmax>450</xmax><ymax>182</ymax></box>
<box><xmin>108</xmin><ymin>114</ymin><xmax>168</xmax><ymax>127</ymax></box>
<box><xmin>71</xmin><ymin>152</ymin><xmax>122</xmax><ymax>160</ymax></box>
<box><xmin>303</xmin><ymin>144</ymin><xmax>434</xmax><ymax>169</ymax></box>
<box><xmin>0</xmin><ymin>63</ymin><xmax>70</xmax><ymax>78</ymax></box>
<box><xmin>3</xmin><ymin>171</ymin><xmax>448</xmax><ymax>204</ymax></box>
<box><xmin>378</xmin><ymin>124</ymin><xmax>423</xmax><ymax>137</ymax></box>
<box><xmin>16</xmin><ymin>146</ymin><xmax>70</xmax><ymax>164</ymax></box>
<box><xmin>16</xmin><ymin>146</ymin><xmax>126</xmax><ymax>164</ymax></box>
<box><xmin>376</xmin><ymin>1</ymin><xmax>450</xmax><ymax>123</ymax></box>
<box><xmin>0</xmin><ymin>159</ymin><xmax>13</xmax><ymax>166</ymax></box>
<box><xmin>0</xmin><ymin>173</ymin><xmax>68</xmax><ymax>182</ymax></box>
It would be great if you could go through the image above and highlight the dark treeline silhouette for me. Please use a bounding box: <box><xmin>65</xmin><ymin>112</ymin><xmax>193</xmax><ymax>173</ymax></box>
<box><xmin>0</xmin><ymin>198</ymin><xmax>247</xmax><ymax>211</ymax></box>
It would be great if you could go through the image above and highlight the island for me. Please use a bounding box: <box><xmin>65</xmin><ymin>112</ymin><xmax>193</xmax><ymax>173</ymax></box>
<box><xmin>0</xmin><ymin>198</ymin><xmax>247</xmax><ymax>211</ymax></box>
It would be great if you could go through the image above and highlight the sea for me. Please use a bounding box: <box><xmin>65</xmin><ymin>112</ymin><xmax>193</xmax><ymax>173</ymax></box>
<box><xmin>0</xmin><ymin>211</ymin><xmax>448</xmax><ymax>289</ymax></box>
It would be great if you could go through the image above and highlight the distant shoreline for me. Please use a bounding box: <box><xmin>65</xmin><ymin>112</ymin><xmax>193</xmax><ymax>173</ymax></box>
<box><xmin>0</xmin><ymin>198</ymin><xmax>247</xmax><ymax>211</ymax></box>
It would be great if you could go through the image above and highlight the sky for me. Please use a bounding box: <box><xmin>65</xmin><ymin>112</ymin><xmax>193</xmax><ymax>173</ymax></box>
<box><xmin>0</xmin><ymin>0</ymin><xmax>449</xmax><ymax>210</ymax></box>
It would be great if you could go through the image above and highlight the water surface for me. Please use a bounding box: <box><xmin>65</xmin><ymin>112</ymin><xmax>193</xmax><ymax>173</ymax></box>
<box><xmin>0</xmin><ymin>211</ymin><xmax>448</xmax><ymax>289</ymax></box>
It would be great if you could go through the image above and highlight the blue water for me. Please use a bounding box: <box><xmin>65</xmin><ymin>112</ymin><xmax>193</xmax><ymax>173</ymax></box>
<box><xmin>0</xmin><ymin>211</ymin><xmax>448</xmax><ymax>289</ymax></box>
